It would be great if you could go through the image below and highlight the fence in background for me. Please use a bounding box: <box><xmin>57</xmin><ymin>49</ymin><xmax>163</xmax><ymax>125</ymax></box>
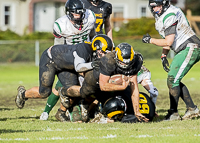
<box><xmin>0</xmin><ymin>40</ymin><xmax>53</xmax><ymax>65</ymax></box>
<box><xmin>186</xmin><ymin>9</ymin><xmax>200</xmax><ymax>35</ymax></box>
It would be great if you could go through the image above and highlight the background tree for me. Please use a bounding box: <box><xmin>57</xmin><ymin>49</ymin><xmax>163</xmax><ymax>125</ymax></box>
<box><xmin>185</xmin><ymin>0</ymin><xmax>200</xmax><ymax>15</ymax></box>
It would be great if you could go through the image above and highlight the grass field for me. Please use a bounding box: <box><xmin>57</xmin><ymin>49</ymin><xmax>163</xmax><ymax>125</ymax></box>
<box><xmin>1</xmin><ymin>60</ymin><xmax>200</xmax><ymax>143</ymax></box>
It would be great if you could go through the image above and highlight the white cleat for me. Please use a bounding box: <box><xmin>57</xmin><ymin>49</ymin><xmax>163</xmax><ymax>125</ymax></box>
<box><xmin>40</xmin><ymin>112</ymin><xmax>49</xmax><ymax>120</ymax></box>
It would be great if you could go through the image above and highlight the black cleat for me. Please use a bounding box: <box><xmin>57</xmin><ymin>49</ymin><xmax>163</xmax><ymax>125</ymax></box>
<box><xmin>15</xmin><ymin>86</ymin><xmax>27</xmax><ymax>109</ymax></box>
<box><xmin>55</xmin><ymin>108</ymin><xmax>70</xmax><ymax>122</ymax></box>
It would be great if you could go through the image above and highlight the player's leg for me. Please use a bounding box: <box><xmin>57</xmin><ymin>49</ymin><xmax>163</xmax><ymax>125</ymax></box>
<box><xmin>165</xmin><ymin>45</ymin><xmax>200</xmax><ymax>121</ymax></box>
<box><xmin>15</xmin><ymin>50</ymin><xmax>55</xmax><ymax>108</ymax></box>
<box><xmin>40</xmin><ymin>81</ymin><xmax>61</xmax><ymax>120</ymax></box>
<box><xmin>55</xmin><ymin>71</ymin><xmax>80</xmax><ymax>122</ymax></box>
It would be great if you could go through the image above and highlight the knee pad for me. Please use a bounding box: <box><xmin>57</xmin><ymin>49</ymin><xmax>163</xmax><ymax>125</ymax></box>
<box><xmin>39</xmin><ymin>88</ymin><xmax>51</xmax><ymax>98</ymax></box>
<box><xmin>167</xmin><ymin>75</ymin><xmax>179</xmax><ymax>88</ymax></box>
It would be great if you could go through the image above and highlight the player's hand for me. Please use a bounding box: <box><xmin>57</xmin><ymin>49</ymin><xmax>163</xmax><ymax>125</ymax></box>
<box><xmin>142</xmin><ymin>33</ymin><xmax>151</xmax><ymax>43</ymax></box>
<box><xmin>135</xmin><ymin>112</ymin><xmax>149</xmax><ymax>122</ymax></box>
<box><xmin>91</xmin><ymin>58</ymin><xmax>100</xmax><ymax>70</ymax></box>
<box><xmin>161</xmin><ymin>55</ymin><xmax>170</xmax><ymax>72</ymax></box>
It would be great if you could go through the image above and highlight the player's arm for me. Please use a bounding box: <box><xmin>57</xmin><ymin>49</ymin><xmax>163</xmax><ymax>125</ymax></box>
<box><xmin>150</xmin><ymin>34</ymin><xmax>175</xmax><ymax>47</ymax></box>
<box><xmin>129</xmin><ymin>75</ymin><xmax>149</xmax><ymax>122</ymax></box>
<box><xmin>73</xmin><ymin>51</ymin><xmax>94</xmax><ymax>72</ymax></box>
<box><xmin>99</xmin><ymin>73</ymin><xmax>129</xmax><ymax>91</ymax></box>
<box><xmin>104</xmin><ymin>16</ymin><xmax>112</xmax><ymax>40</ymax></box>
<box><xmin>143</xmin><ymin>19</ymin><xmax>177</xmax><ymax>47</ymax></box>
<box><xmin>53</xmin><ymin>22</ymin><xmax>65</xmax><ymax>45</ymax></box>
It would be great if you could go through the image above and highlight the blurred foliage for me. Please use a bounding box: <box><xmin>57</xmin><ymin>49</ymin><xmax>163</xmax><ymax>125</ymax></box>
<box><xmin>0</xmin><ymin>29</ymin><xmax>54</xmax><ymax>40</ymax></box>
<box><xmin>113</xmin><ymin>17</ymin><xmax>158</xmax><ymax>37</ymax></box>
<box><xmin>22</xmin><ymin>32</ymin><xmax>54</xmax><ymax>40</ymax></box>
<box><xmin>0</xmin><ymin>29</ymin><xmax>21</xmax><ymax>40</ymax></box>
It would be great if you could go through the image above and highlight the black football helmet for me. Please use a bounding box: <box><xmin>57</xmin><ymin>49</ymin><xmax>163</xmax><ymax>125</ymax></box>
<box><xmin>102</xmin><ymin>96</ymin><xmax>127</xmax><ymax>120</ymax></box>
<box><xmin>91</xmin><ymin>34</ymin><xmax>113</xmax><ymax>58</ymax></box>
<box><xmin>149</xmin><ymin>0</ymin><xmax>170</xmax><ymax>18</ymax></box>
<box><xmin>65</xmin><ymin>0</ymin><xmax>86</xmax><ymax>25</ymax></box>
<box><xmin>115</xmin><ymin>43</ymin><xmax>135</xmax><ymax>69</ymax></box>
<box><xmin>87</xmin><ymin>0</ymin><xmax>102</xmax><ymax>5</ymax></box>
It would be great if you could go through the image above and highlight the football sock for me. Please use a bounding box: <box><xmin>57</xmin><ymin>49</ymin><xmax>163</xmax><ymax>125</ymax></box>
<box><xmin>179</xmin><ymin>82</ymin><xmax>195</xmax><ymax>108</ymax></box>
<box><xmin>43</xmin><ymin>92</ymin><xmax>60</xmax><ymax>114</ymax></box>
<box><xmin>169</xmin><ymin>86</ymin><xmax>180</xmax><ymax>112</ymax></box>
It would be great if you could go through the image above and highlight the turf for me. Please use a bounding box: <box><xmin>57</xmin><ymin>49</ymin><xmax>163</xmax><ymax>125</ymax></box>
<box><xmin>0</xmin><ymin>60</ymin><xmax>200</xmax><ymax>143</ymax></box>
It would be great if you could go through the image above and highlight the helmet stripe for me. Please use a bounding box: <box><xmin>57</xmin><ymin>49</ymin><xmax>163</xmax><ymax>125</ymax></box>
<box><xmin>115</xmin><ymin>47</ymin><xmax>123</xmax><ymax>61</ymax></box>
<box><xmin>107</xmin><ymin>110</ymin><xmax>124</xmax><ymax>119</ymax></box>
<box><xmin>130</xmin><ymin>47</ymin><xmax>134</xmax><ymax>61</ymax></box>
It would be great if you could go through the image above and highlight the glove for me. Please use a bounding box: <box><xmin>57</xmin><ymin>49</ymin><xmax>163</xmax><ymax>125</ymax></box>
<box><xmin>91</xmin><ymin>58</ymin><xmax>100</xmax><ymax>70</ymax></box>
<box><xmin>161</xmin><ymin>54</ymin><xmax>170</xmax><ymax>72</ymax></box>
<box><xmin>142</xmin><ymin>33</ymin><xmax>151</xmax><ymax>43</ymax></box>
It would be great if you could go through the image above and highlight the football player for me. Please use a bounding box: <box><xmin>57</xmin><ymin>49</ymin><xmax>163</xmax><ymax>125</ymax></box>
<box><xmin>40</xmin><ymin>0</ymin><xmax>113</xmax><ymax>121</ymax></box>
<box><xmin>142</xmin><ymin>0</ymin><xmax>200</xmax><ymax>121</ymax></box>
<box><xmin>60</xmin><ymin>43</ymin><xmax>149</xmax><ymax>122</ymax></box>
<box><xmin>98</xmin><ymin>92</ymin><xmax>155</xmax><ymax>123</ymax></box>
<box><xmin>15</xmin><ymin>39</ymin><xmax>100</xmax><ymax>113</ymax></box>
<box><xmin>53</xmin><ymin>0</ymin><xmax>96</xmax><ymax>45</ymax></box>
<box><xmin>39</xmin><ymin>0</ymin><xmax>97</xmax><ymax>120</ymax></box>
<box><xmin>57</xmin><ymin>34</ymin><xmax>114</xmax><ymax>122</ymax></box>
<box><xmin>81</xmin><ymin>0</ymin><xmax>113</xmax><ymax>40</ymax></box>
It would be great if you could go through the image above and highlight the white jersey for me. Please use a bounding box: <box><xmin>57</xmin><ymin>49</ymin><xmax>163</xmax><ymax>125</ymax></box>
<box><xmin>53</xmin><ymin>9</ymin><xmax>96</xmax><ymax>45</ymax></box>
<box><xmin>155</xmin><ymin>5</ymin><xmax>195</xmax><ymax>53</ymax></box>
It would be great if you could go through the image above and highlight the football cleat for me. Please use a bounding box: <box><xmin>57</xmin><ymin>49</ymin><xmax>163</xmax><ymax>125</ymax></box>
<box><xmin>89</xmin><ymin>113</ymin><xmax>108</xmax><ymax>123</ymax></box>
<box><xmin>182</xmin><ymin>106</ymin><xmax>200</xmax><ymax>120</ymax></box>
<box><xmin>15</xmin><ymin>86</ymin><xmax>27</xmax><ymax>109</ymax></box>
<box><xmin>163</xmin><ymin>109</ymin><xmax>181</xmax><ymax>121</ymax></box>
<box><xmin>59</xmin><ymin>88</ymin><xmax>70</xmax><ymax>108</ymax></box>
<box><xmin>55</xmin><ymin>108</ymin><xmax>70</xmax><ymax>122</ymax></box>
<box><xmin>70</xmin><ymin>106</ymin><xmax>82</xmax><ymax>122</ymax></box>
<box><xmin>40</xmin><ymin>112</ymin><xmax>49</xmax><ymax>120</ymax></box>
<box><xmin>79</xmin><ymin>100</ymin><xmax>89</xmax><ymax>122</ymax></box>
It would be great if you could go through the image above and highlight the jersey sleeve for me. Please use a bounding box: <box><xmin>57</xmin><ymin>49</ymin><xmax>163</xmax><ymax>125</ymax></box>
<box><xmin>53</xmin><ymin>22</ymin><xmax>62</xmax><ymax>38</ymax></box>
<box><xmin>99</xmin><ymin>52</ymin><xmax>116</xmax><ymax>76</ymax></box>
<box><xmin>163</xmin><ymin>13</ymin><xmax>176</xmax><ymax>31</ymax></box>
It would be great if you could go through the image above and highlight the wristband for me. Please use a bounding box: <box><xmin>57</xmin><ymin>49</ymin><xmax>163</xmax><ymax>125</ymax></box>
<box><xmin>161</xmin><ymin>54</ymin><xmax>167</xmax><ymax>58</ymax></box>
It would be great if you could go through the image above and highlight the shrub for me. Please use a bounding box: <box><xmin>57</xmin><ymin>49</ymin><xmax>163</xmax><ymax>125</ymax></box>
<box><xmin>113</xmin><ymin>17</ymin><xmax>158</xmax><ymax>37</ymax></box>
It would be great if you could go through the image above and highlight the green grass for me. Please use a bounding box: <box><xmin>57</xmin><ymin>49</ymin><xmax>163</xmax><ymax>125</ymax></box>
<box><xmin>1</xmin><ymin>60</ymin><xmax>200</xmax><ymax>143</ymax></box>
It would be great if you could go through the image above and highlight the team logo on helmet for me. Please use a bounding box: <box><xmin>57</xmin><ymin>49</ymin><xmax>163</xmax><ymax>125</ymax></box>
<box><xmin>91</xmin><ymin>34</ymin><xmax>113</xmax><ymax>58</ymax></box>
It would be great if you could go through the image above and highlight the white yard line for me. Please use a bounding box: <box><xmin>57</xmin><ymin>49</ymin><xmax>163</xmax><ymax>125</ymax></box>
<box><xmin>1</xmin><ymin>134</ymin><xmax>200</xmax><ymax>141</ymax></box>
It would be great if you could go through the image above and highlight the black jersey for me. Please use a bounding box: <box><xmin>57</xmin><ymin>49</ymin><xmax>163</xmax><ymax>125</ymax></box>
<box><xmin>96</xmin><ymin>52</ymin><xmax>143</xmax><ymax>79</ymax></box>
<box><xmin>50</xmin><ymin>43</ymin><xmax>93</xmax><ymax>70</ymax></box>
<box><xmin>81</xmin><ymin>0</ymin><xmax>112</xmax><ymax>34</ymax></box>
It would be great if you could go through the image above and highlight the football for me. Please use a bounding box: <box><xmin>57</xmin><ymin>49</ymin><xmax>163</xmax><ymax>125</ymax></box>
<box><xmin>109</xmin><ymin>74</ymin><xmax>128</xmax><ymax>85</ymax></box>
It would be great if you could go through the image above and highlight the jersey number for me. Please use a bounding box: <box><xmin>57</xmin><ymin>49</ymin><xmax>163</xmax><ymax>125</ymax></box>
<box><xmin>72</xmin><ymin>35</ymin><xmax>88</xmax><ymax>45</ymax></box>
<box><xmin>95</xmin><ymin>19</ymin><xmax>103</xmax><ymax>32</ymax></box>
<box><xmin>139</xmin><ymin>93</ymin><xmax>150</xmax><ymax>114</ymax></box>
